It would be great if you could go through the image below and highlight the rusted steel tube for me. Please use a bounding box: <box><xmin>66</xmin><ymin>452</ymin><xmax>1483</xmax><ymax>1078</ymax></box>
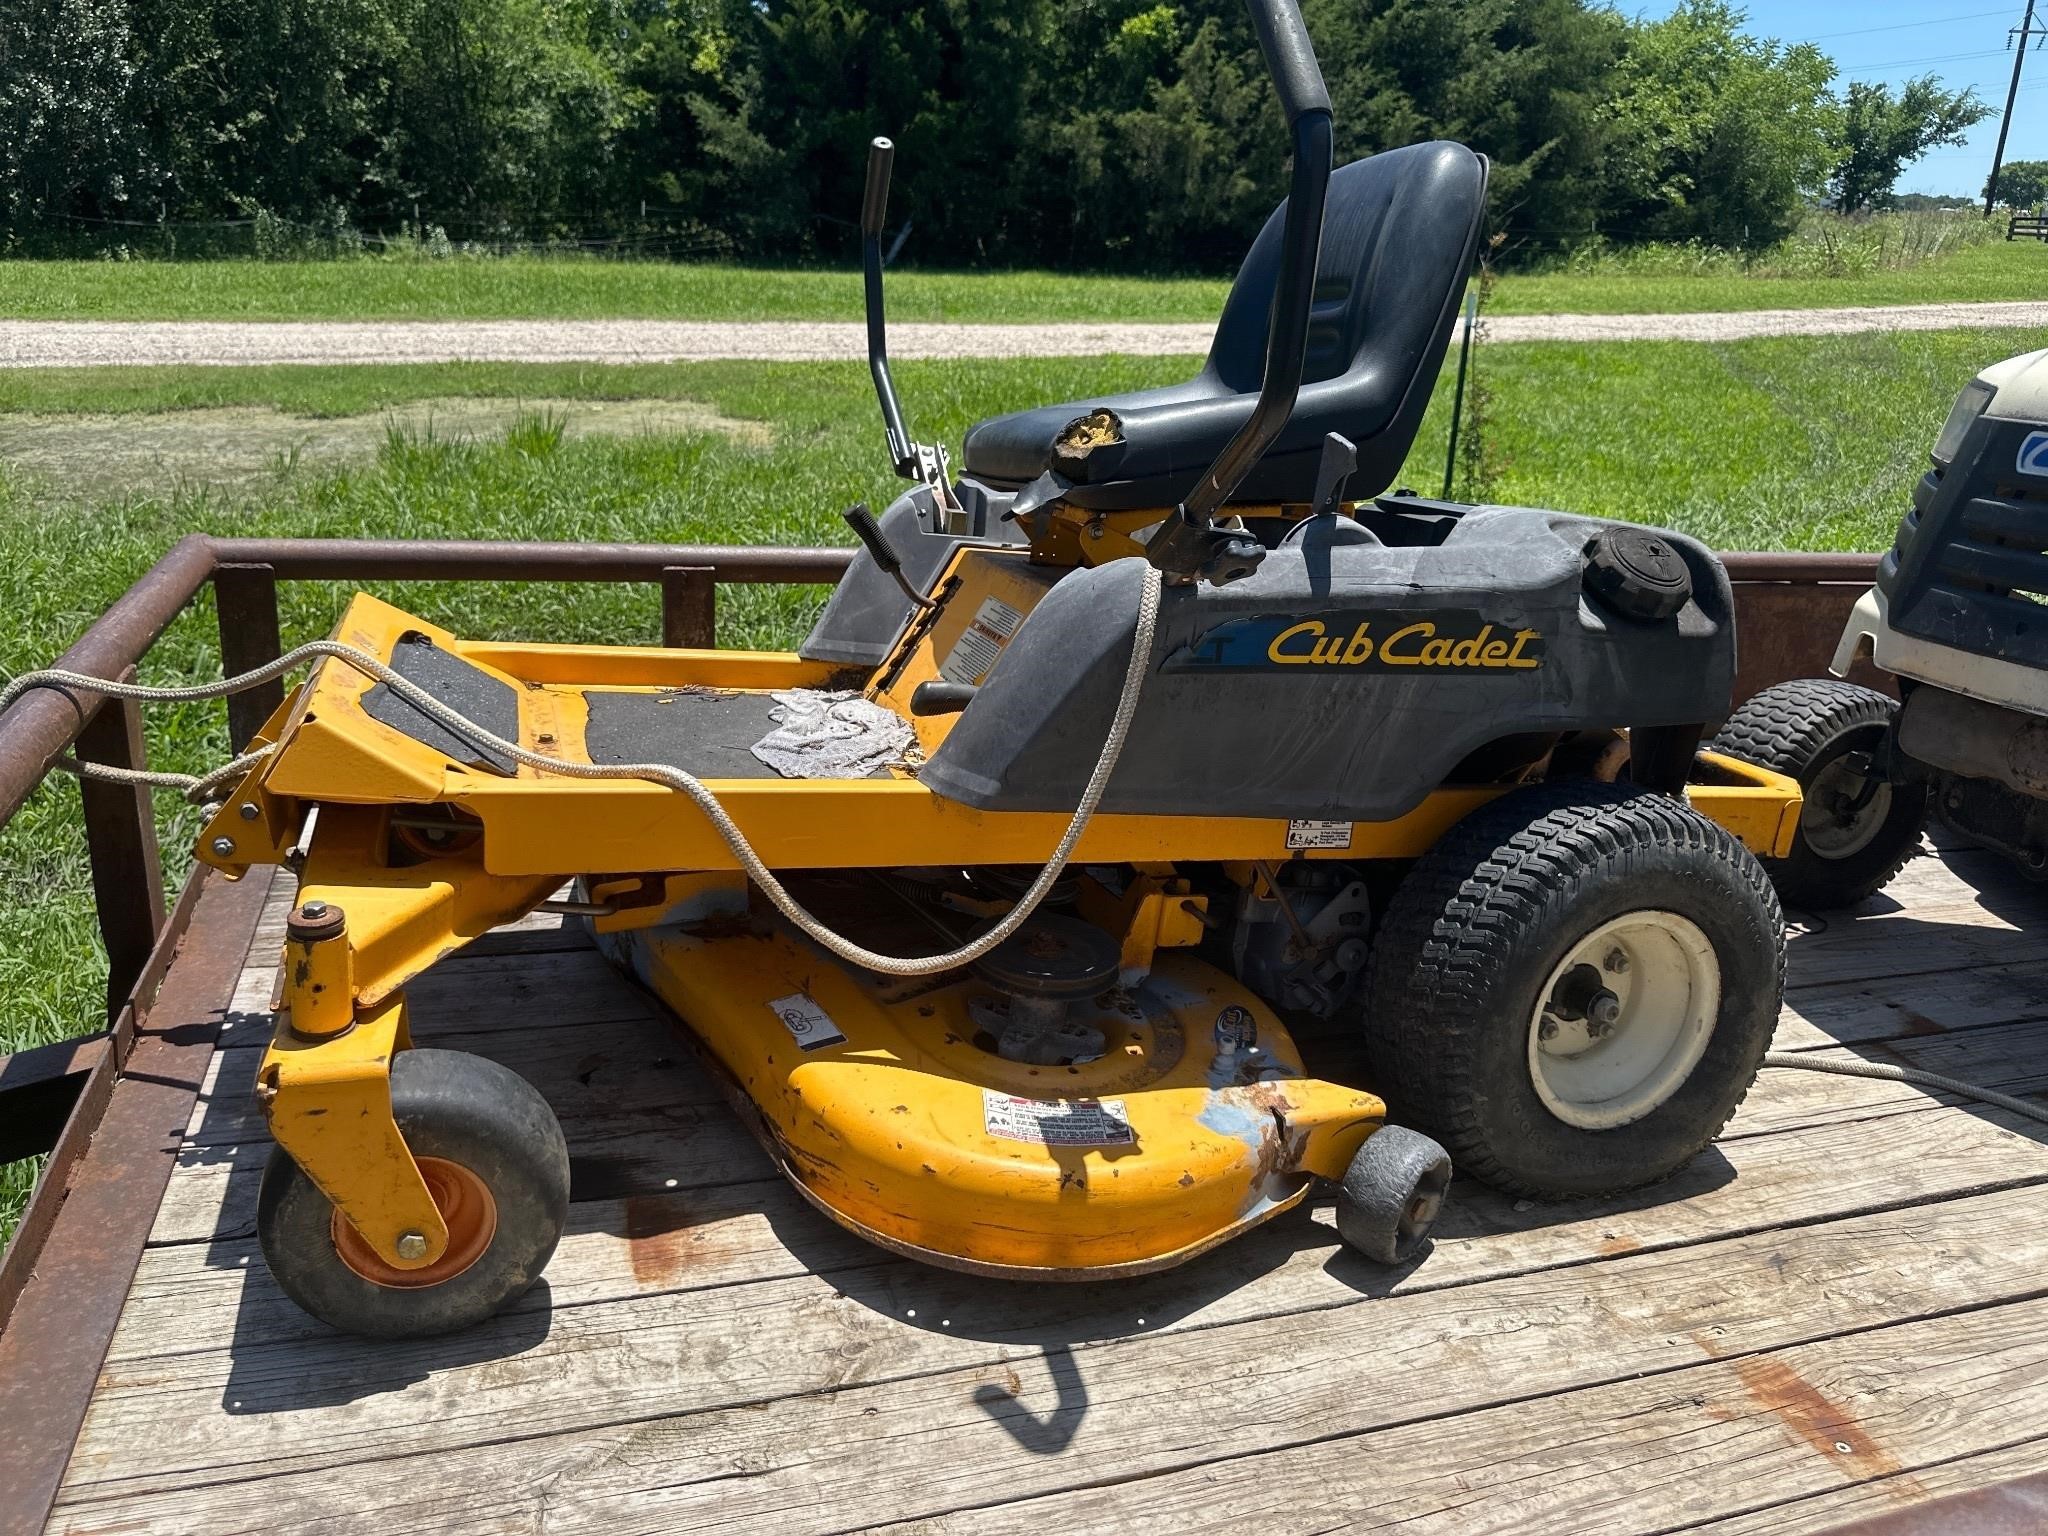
<box><xmin>206</xmin><ymin>538</ymin><xmax>854</xmax><ymax>584</ymax></box>
<box><xmin>1719</xmin><ymin>552</ymin><xmax>1879</xmax><ymax>582</ymax></box>
<box><xmin>206</xmin><ymin>540</ymin><xmax>1874</xmax><ymax>586</ymax></box>
<box><xmin>0</xmin><ymin>534</ymin><xmax>217</xmax><ymax>828</ymax></box>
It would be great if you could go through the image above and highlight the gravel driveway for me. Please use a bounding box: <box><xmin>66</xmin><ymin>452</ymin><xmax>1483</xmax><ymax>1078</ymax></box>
<box><xmin>5</xmin><ymin>300</ymin><xmax>2048</xmax><ymax>369</ymax></box>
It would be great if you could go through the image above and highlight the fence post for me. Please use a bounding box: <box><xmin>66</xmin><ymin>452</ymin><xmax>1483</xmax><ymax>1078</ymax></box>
<box><xmin>74</xmin><ymin>690</ymin><xmax>166</xmax><ymax>1021</ymax></box>
<box><xmin>661</xmin><ymin>567</ymin><xmax>717</xmax><ymax>648</ymax></box>
<box><xmin>214</xmin><ymin>565</ymin><xmax>284</xmax><ymax>749</ymax></box>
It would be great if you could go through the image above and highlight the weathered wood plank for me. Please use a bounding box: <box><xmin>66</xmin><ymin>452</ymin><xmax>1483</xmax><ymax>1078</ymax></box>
<box><xmin>114</xmin><ymin>1075</ymin><xmax>2048</xmax><ymax>1362</ymax></box>
<box><xmin>1782</xmin><ymin>895</ymin><xmax>2041</xmax><ymax>988</ymax></box>
<box><xmin>146</xmin><ymin>1103</ymin><xmax>775</xmax><ymax>1247</ymax></box>
<box><xmin>112</xmin><ymin>1174</ymin><xmax>835</xmax><ymax>1359</ymax></box>
<box><xmin>64</xmin><ymin>1100</ymin><xmax>2048</xmax><ymax>1502</ymax></box>
<box><xmin>53</xmin><ymin>1185</ymin><xmax>2048</xmax><ymax>1532</ymax></box>
<box><xmin>216</xmin><ymin>951</ymin><xmax>657</xmax><ymax>1053</ymax></box>
<box><xmin>1777</xmin><ymin>956</ymin><xmax>2048</xmax><ymax>1050</ymax></box>
<box><xmin>1686</xmin><ymin>1437</ymin><xmax>2048</xmax><ymax>1535</ymax></box>
<box><xmin>187</xmin><ymin>1007</ymin><xmax>717</xmax><ymax>1149</ymax></box>
<box><xmin>1730</xmin><ymin>1016</ymin><xmax>2048</xmax><ymax>1141</ymax></box>
<box><xmin>886</xmin><ymin>1290</ymin><xmax>2048</xmax><ymax>1536</ymax></box>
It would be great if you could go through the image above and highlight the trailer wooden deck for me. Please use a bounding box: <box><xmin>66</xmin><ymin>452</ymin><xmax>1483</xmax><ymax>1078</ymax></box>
<box><xmin>19</xmin><ymin>835</ymin><xmax>2046</xmax><ymax>1535</ymax></box>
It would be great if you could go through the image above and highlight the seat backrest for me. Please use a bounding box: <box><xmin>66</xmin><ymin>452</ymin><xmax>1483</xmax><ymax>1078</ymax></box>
<box><xmin>1208</xmin><ymin>140</ymin><xmax>1488</xmax><ymax>399</ymax></box>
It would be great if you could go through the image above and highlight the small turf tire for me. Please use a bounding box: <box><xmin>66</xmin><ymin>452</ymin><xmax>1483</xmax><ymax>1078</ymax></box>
<box><xmin>1710</xmin><ymin>679</ymin><xmax>1926</xmax><ymax>909</ymax></box>
<box><xmin>1335</xmin><ymin>1125</ymin><xmax>1452</xmax><ymax>1265</ymax></box>
<box><xmin>257</xmin><ymin>1048</ymin><xmax>570</xmax><ymax>1339</ymax></box>
<box><xmin>1361</xmin><ymin>782</ymin><xmax>1783</xmax><ymax>1201</ymax></box>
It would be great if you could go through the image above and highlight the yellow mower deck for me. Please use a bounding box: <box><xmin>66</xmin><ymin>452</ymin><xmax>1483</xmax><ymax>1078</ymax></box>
<box><xmin>200</xmin><ymin>580</ymin><xmax>1803</xmax><ymax>1280</ymax></box>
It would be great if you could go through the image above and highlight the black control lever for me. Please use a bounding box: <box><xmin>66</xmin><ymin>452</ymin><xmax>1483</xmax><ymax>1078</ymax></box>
<box><xmin>861</xmin><ymin>139</ymin><xmax>917</xmax><ymax>480</ymax></box>
<box><xmin>844</xmin><ymin>503</ymin><xmax>938</xmax><ymax>611</ymax></box>
<box><xmin>1309</xmin><ymin>432</ymin><xmax>1357</xmax><ymax>519</ymax></box>
<box><xmin>1148</xmin><ymin>0</ymin><xmax>1332</xmax><ymax>588</ymax></box>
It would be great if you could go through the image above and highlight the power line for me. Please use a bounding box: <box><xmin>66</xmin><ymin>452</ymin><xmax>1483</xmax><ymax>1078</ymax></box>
<box><xmin>1988</xmin><ymin>0</ymin><xmax>2042</xmax><ymax>213</ymax></box>
<box><xmin>1793</xmin><ymin>9</ymin><xmax>2009</xmax><ymax>43</ymax></box>
<box><xmin>1838</xmin><ymin>48</ymin><xmax>2015</xmax><ymax>76</ymax></box>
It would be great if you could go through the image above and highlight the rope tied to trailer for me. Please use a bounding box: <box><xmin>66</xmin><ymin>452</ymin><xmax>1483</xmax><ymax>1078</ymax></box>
<box><xmin>1759</xmin><ymin>1050</ymin><xmax>2048</xmax><ymax>1127</ymax></box>
<box><xmin>0</xmin><ymin>564</ymin><xmax>1165</xmax><ymax>978</ymax></box>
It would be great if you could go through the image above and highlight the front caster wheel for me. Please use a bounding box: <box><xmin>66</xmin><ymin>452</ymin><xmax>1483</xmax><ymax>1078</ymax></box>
<box><xmin>1335</xmin><ymin>1125</ymin><xmax>1451</xmax><ymax>1264</ymax></box>
<box><xmin>1361</xmin><ymin>782</ymin><xmax>1784</xmax><ymax>1200</ymax></box>
<box><xmin>1711</xmin><ymin>679</ymin><xmax>1927</xmax><ymax>908</ymax></box>
<box><xmin>257</xmin><ymin>1048</ymin><xmax>570</xmax><ymax>1338</ymax></box>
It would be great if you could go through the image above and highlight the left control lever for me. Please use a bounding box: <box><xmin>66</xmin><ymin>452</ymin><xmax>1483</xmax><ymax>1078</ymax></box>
<box><xmin>844</xmin><ymin>504</ymin><xmax>939</xmax><ymax>612</ymax></box>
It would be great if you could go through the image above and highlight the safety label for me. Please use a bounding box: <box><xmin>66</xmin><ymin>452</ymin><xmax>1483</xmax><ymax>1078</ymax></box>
<box><xmin>1286</xmin><ymin>819</ymin><xmax>1352</xmax><ymax>850</ymax></box>
<box><xmin>982</xmin><ymin>1092</ymin><xmax>1136</xmax><ymax>1147</ymax></box>
<box><xmin>939</xmin><ymin>596</ymin><xmax>1026</xmax><ymax>685</ymax></box>
<box><xmin>768</xmin><ymin>992</ymin><xmax>847</xmax><ymax>1051</ymax></box>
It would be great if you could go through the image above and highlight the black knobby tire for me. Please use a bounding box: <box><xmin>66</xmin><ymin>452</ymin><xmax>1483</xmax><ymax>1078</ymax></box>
<box><xmin>1335</xmin><ymin>1125</ymin><xmax>1451</xmax><ymax>1265</ymax></box>
<box><xmin>1711</xmin><ymin>679</ymin><xmax>1926</xmax><ymax>908</ymax></box>
<box><xmin>258</xmin><ymin>1048</ymin><xmax>570</xmax><ymax>1338</ymax></box>
<box><xmin>1360</xmin><ymin>781</ymin><xmax>1783</xmax><ymax>1200</ymax></box>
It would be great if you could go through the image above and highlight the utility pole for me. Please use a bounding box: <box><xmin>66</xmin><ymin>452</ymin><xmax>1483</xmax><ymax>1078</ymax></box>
<box><xmin>1986</xmin><ymin>0</ymin><xmax>2040</xmax><ymax>215</ymax></box>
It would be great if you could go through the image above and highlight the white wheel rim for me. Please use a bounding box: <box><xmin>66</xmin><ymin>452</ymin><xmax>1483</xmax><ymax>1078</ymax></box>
<box><xmin>1801</xmin><ymin>754</ymin><xmax>1892</xmax><ymax>860</ymax></box>
<box><xmin>1527</xmin><ymin>911</ymin><xmax>1720</xmax><ymax>1131</ymax></box>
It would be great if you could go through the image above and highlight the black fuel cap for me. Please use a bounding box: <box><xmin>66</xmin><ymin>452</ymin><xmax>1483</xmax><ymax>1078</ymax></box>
<box><xmin>1583</xmin><ymin>529</ymin><xmax>1692</xmax><ymax>621</ymax></box>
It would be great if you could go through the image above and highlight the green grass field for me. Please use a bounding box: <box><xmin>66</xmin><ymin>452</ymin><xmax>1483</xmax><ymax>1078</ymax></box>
<box><xmin>4</xmin><ymin>234</ymin><xmax>2043</xmax><ymax>323</ymax></box>
<box><xmin>0</xmin><ymin>322</ymin><xmax>2039</xmax><ymax>1237</ymax></box>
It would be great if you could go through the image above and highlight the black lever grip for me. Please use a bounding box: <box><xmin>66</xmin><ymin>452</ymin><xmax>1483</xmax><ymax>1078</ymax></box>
<box><xmin>1310</xmin><ymin>432</ymin><xmax>1358</xmax><ymax>518</ymax></box>
<box><xmin>909</xmin><ymin>680</ymin><xmax>978</xmax><ymax>717</ymax></box>
<box><xmin>861</xmin><ymin>138</ymin><xmax>895</xmax><ymax>239</ymax></box>
<box><xmin>1246</xmin><ymin>0</ymin><xmax>1330</xmax><ymax>125</ymax></box>
<box><xmin>843</xmin><ymin>502</ymin><xmax>901</xmax><ymax>572</ymax></box>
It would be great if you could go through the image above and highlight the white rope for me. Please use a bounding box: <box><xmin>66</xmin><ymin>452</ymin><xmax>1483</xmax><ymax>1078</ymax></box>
<box><xmin>54</xmin><ymin>745</ymin><xmax>274</xmax><ymax>803</ymax></box>
<box><xmin>1763</xmin><ymin>1050</ymin><xmax>2048</xmax><ymax>1126</ymax></box>
<box><xmin>3</xmin><ymin>566</ymin><xmax>1165</xmax><ymax>977</ymax></box>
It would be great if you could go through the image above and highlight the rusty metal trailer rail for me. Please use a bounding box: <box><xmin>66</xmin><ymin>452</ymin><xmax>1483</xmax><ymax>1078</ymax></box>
<box><xmin>0</xmin><ymin>538</ymin><xmax>1896</xmax><ymax>1536</ymax></box>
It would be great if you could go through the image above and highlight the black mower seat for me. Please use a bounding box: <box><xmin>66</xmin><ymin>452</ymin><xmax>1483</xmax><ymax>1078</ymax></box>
<box><xmin>961</xmin><ymin>140</ymin><xmax>1487</xmax><ymax>512</ymax></box>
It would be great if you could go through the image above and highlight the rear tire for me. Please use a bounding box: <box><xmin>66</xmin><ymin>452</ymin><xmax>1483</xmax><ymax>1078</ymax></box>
<box><xmin>257</xmin><ymin>1048</ymin><xmax>570</xmax><ymax>1338</ymax></box>
<box><xmin>1360</xmin><ymin>782</ymin><xmax>1782</xmax><ymax>1200</ymax></box>
<box><xmin>1711</xmin><ymin>679</ymin><xmax>1926</xmax><ymax>908</ymax></box>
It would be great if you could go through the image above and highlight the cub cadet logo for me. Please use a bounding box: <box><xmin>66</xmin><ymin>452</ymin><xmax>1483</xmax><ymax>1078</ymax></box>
<box><xmin>2018</xmin><ymin>430</ymin><xmax>2048</xmax><ymax>478</ymax></box>
<box><xmin>1163</xmin><ymin>610</ymin><xmax>1546</xmax><ymax>674</ymax></box>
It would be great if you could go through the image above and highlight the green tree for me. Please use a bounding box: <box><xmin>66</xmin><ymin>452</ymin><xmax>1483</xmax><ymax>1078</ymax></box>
<box><xmin>1309</xmin><ymin>0</ymin><xmax>1626</xmax><ymax>253</ymax></box>
<box><xmin>1599</xmin><ymin>0</ymin><xmax>1838</xmax><ymax>246</ymax></box>
<box><xmin>0</xmin><ymin>0</ymin><xmax>159</xmax><ymax>232</ymax></box>
<box><xmin>1832</xmin><ymin>76</ymin><xmax>1988</xmax><ymax>214</ymax></box>
<box><xmin>1991</xmin><ymin>158</ymin><xmax>2048</xmax><ymax>211</ymax></box>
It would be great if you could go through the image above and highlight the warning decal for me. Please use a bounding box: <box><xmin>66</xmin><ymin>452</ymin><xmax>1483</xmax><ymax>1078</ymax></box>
<box><xmin>939</xmin><ymin>596</ymin><xmax>1027</xmax><ymax>686</ymax></box>
<box><xmin>768</xmin><ymin>992</ymin><xmax>847</xmax><ymax>1051</ymax></box>
<box><xmin>983</xmin><ymin>1091</ymin><xmax>1136</xmax><ymax>1147</ymax></box>
<box><xmin>1286</xmin><ymin>819</ymin><xmax>1352</xmax><ymax>851</ymax></box>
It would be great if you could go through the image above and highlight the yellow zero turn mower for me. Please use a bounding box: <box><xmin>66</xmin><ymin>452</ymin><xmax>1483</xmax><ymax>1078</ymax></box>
<box><xmin>174</xmin><ymin>0</ymin><xmax>1799</xmax><ymax>1337</ymax></box>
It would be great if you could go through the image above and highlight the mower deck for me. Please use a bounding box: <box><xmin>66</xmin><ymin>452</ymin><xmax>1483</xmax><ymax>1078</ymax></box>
<box><xmin>36</xmin><ymin>839</ymin><xmax>2048</xmax><ymax>1534</ymax></box>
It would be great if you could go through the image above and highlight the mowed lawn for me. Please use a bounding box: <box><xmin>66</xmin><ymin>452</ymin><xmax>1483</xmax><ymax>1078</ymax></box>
<box><xmin>3</xmin><ymin>236</ymin><xmax>2045</xmax><ymax>322</ymax></box>
<box><xmin>0</xmin><ymin>322</ymin><xmax>2039</xmax><ymax>1235</ymax></box>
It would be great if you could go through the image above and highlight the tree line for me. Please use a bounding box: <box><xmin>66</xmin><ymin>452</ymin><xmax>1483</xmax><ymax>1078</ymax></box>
<box><xmin>0</xmin><ymin>0</ymin><xmax>1998</xmax><ymax>269</ymax></box>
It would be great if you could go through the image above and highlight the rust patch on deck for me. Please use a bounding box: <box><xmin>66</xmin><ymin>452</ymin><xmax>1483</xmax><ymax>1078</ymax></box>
<box><xmin>1895</xmin><ymin>1010</ymin><xmax>1946</xmax><ymax>1037</ymax></box>
<box><xmin>622</xmin><ymin>1194</ymin><xmax>695</xmax><ymax>1288</ymax></box>
<box><xmin>1735</xmin><ymin>1356</ymin><xmax>1920</xmax><ymax>1493</ymax></box>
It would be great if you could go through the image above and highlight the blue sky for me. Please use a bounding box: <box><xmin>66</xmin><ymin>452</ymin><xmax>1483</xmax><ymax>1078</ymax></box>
<box><xmin>1631</xmin><ymin>2</ymin><xmax>2046</xmax><ymax>196</ymax></box>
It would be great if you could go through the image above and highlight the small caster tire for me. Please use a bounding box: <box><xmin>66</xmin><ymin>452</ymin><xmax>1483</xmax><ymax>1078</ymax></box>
<box><xmin>1711</xmin><ymin>679</ymin><xmax>1927</xmax><ymax>908</ymax></box>
<box><xmin>1362</xmin><ymin>781</ymin><xmax>1783</xmax><ymax>1200</ymax></box>
<box><xmin>1336</xmin><ymin>1125</ymin><xmax>1451</xmax><ymax>1265</ymax></box>
<box><xmin>257</xmin><ymin>1048</ymin><xmax>570</xmax><ymax>1339</ymax></box>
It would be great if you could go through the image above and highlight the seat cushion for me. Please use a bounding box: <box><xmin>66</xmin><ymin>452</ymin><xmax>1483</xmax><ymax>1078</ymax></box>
<box><xmin>960</xmin><ymin>141</ymin><xmax>1487</xmax><ymax>512</ymax></box>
